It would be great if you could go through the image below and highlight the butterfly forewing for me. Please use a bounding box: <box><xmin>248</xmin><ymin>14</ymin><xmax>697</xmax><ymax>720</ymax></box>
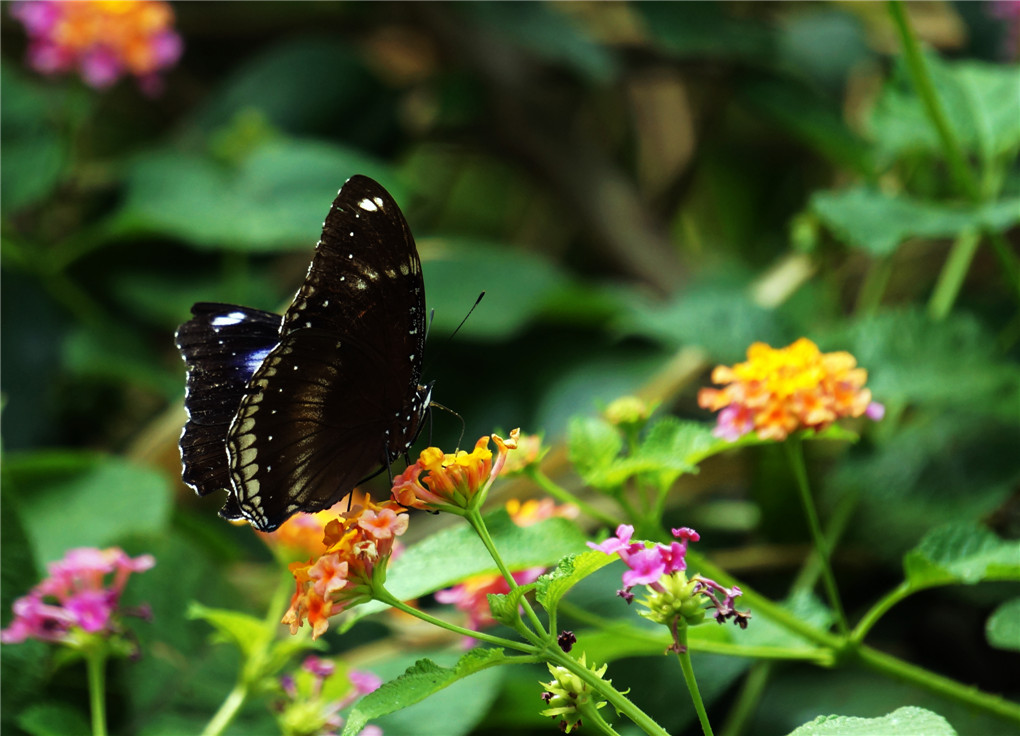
<box><xmin>176</xmin><ymin>303</ymin><xmax>282</xmax><ymax>497</ymax></box>
<box><xmin>216</xmin><ymin>175</ymin><xmax>430</xmax><ymax>531</ymax></box>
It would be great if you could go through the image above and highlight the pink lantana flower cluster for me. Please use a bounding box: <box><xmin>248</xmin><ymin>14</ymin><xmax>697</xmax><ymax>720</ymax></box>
<box><xmin>1</xmin><ymin>547</ymin><xmax>154</xmax><ymax>646</ymax></box>
<box><xmin>589</xmin><ymin>525</ymin><xmax>749</xmax><ymax>652</ymax></box>
<box><xmin>9</xmin><ymin>0</ymin><xmax>183</xmax><ymax>94</ymax></box>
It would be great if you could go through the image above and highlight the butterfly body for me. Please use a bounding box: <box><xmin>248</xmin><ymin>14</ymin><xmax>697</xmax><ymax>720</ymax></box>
<box><xmin>176</xmin><ymin>176</ymin><xmax>430</xmax><ymax>531</ymax></box>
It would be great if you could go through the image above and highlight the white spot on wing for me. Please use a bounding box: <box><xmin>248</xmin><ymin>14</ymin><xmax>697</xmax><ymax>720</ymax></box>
<box><xmin>358</xmin><ymin>198</ymin><xmax>379</xmax><ymax>212</ymax></box>
<box><xmin>212</xmin><ymin>311</ymin><xmax>248</xmax><ymax>327</ymax></box>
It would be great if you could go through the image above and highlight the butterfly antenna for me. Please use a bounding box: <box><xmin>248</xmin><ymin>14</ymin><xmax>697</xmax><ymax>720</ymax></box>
<box><xmin>429</xmin><ymin>401</ymin><xmax>466</xmax><ymax>452</ymax></box>
<box><xmin>422</xmin><ymin>292</ymin><xmax>485</xmax><ymax>375</ymax></box>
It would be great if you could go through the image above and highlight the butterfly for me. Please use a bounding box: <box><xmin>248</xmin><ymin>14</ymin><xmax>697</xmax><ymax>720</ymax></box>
<box><xmin>175</xmin><ymin>175</ymin><xmax>432</xmax><ymax>532</ymax></box>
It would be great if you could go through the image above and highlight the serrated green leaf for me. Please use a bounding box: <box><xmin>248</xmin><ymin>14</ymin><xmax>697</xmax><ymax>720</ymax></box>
<box><xmin>535</xmin><ymin>550</ymin><xmax>617</xmax><ymax>613</ymax></box>
<box><xmin>5</xmin><ymin>451</ymin><xmax>173</xmax><ymax>565</ymax></box>
<box><xmin>786</xmin><ymin>705</ymin><xmax>957</xmax><ymax>736</ymax></box>
<box><xmin>347</xmin><ymin>511</ymin><xmax>587</xmax><ymax>625</ymax></box>
<box><xmin>112</xmin><ymin>138</ymin><xmax>396</xmax><ymax>252</ymax></box>
<box><xmin>487</xmin><ymin>583</ymin><xmax>535</xmax><ymax>628</ymax></box>
<box><xmin>341</xmin><ymin>650</ymin><xmax>510</xmax><ymax>736</ymax></box>
<box><xmin>986</xmin><ymin>598</ymin><xmax>1020</xmax><ymax>653</ymax></box>
<box><xmin>187</xmin><ymin>602</ymin><xmax>268</xmax><ymax>660</ymax></box>
<box><xmin>567</xmin><ymin>416</ymin><xmax>623</xmax><ymax>490</ymax></box>
<box><xmin>811</xmin><ymin>187</ymin><xmax>1020</xmax><ymax>256</ymax></box>
<box><xmin>903</xmin><ymin>523</ymin><xmax>1020</xmax><ymax>589</ymax></box>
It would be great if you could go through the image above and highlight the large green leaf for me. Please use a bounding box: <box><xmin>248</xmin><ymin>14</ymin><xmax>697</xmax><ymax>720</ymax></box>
<box><xmin>112</xmin><ymin>138</ymin><xmax>396</xmax><ymax>252</ymax></box>
<box><xmin>870</xmin><ymin>55</ymin><xmax>1020</xmax><ymax>167</ymax></box>
<box><xmin>903</xmin><ymin>523</ymin><xmax>1020</xmax><ymax>588</ymax></box>
<box><xmin>0</xmin><ymin>65</ymin><xmax>72</xmax><ymax>215</ymax></box>
<box><xmin>4</xmin><ymin>451</ymin><xmax>173</xmax><ymax>564</ymax></box>
<box><xmin>420</xmin><ymin>238</ymin><xmax>571</xmax><ymax>340</ymax></box>
<box><xmin>811</xmin><ymin>186</ymin><xmax>1020</xmax><ymax>255</ymax></box>
<box><xmin>786</xmin><ymin>706</ymin><xmax>957</xmax><ymax>736</ymax></box>
<box><xmin>341</xmin><ymin>650</ymin><xmax>509</xmax><ymax>736</ymax></box>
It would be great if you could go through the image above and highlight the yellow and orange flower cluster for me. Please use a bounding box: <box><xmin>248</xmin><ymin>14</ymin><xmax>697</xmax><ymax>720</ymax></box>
<box><xmin>698</xmin><ymin>338</ymin><xmax>883</xmax><ymax>441</ymax></box>
<box><xmin>10</xmin><ymin>1</ymin><xmax>182</xmax><ymax>93</ymax></box>
<box><xmin>391</xmin><ymin>429</ymin><xmax>519</xmax><ymax>512</ymax></box>
<box><xmin>282</xmin><ymin>496</ymin><xmax>408</xmax><ymax>640</ymax></box>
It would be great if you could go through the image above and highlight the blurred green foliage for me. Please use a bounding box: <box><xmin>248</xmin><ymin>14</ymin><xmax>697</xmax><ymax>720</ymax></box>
<box><xmin>1</xmin><ymin>2</ymin><xmax>1018</xmax><ymax>735</ymax></box>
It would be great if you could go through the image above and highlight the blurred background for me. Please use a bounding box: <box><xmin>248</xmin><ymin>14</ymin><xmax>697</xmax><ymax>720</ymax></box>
<box><xmin>2</xmin><ymin>2</ymin><xmax>1018</xmax><ymax>735</ymax></box>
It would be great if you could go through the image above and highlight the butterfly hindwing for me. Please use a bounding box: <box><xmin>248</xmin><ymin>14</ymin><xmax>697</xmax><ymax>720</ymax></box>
<box><xmin>176</xmin><ymin>303</ymin><xmax>282</xmax><ymax>497</ymax></box>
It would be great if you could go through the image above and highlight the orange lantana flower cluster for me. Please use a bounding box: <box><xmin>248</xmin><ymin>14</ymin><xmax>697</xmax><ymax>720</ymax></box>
<box><xmin>698</xmin><ymin>338</ymin><xmax>883</xmax><ymax>441</ymax></box>
<box><xmin>391</xmin><ymin>429</ymin><xmax>519</xmax><ymax>512</ymax></box>
<box><xmin>10</xmin><ymin>0</ymin><xmax>182</xmax><ymax>93</ymax></box>
<box><xmin>282</xmin><ymin>496</ymin><xmax>408</xmax><ymax>640</ymax></box>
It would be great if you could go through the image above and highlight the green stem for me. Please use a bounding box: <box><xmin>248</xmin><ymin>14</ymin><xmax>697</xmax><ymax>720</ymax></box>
<box><xmin>675</xmin><ymin>626</ymin><xmax>714</xmax><ymax>736</ymax></box>
<box><xmin>719</xmin><ymin>662</ymin><xmax>773</xmax><ymax>736</ymax></box>
<box><xmin>852</xmin><ymin>581</ymin><xmax>912</xmax><ymax>644</ymax></box>
<box><xmin>784</xmin><ymin>438</ymin><xmax>849</xmax><ymax>635</ymax></box>
<box><xmin>855</xmin><ymin>255</ymin><xmax>894</xmax><ymax>317</ymax></box>
<box><xmin>928</xmin><ymin>229</ymin><xmax>981</xmax><ymax>321</ymax></box>
<box><xmin>857</xmin><ymin>644</ymin><xmax>1020</xmax><ymax>725</ymax></box>
<box><xmin>85</xmin><ymin>648</ymin><xmax>108</xmax><ymax>736</ymax></box>
<box><xmin>546</xmin><ymin>649</ymin><xmax>670</xmax><ymax>736</ymax></box>
<box><xmin>466</xmin><ymin>508</ymin><xmax>548</xmax><ymax>639</ymax></box>
<box><xmin>887</xmin><ymin>0</ymin><xmax>980</xmax><ymax>201</ymax></box>
<box><xmin>202</xmin><ymin>680</ymin><xmax>249</xmax><ymax>736</ymax></box>
<box><xmin>525</xmin><ymin>467</ymin><xmax>619</xmax><ymax>527</ymax></box>
<box><xmin>376</xmin><ymin>588</ymin><xmax>536</xmax><ymax>651</ymax></box>
<box><xmin>985</xmin><ymin>229</ymin><xmax>1020</xmax><ymax>300</ymax></box>
<box><xmin>581</xmin><ymin>699</ymin><xmax>622</xmax><ymax>736</ymax></box>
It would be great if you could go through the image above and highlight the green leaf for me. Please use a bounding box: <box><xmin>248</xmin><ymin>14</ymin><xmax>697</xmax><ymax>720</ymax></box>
<box><xmin>5</xmin><ymin>451</ymin><xmax>173</xmax><ymax>565</ymax></box>
<box><xmin>0</xmin><ymin>65</ymin><xmax>71</xmax><ymax>215</ymax></box>
<box><xmin>830</xmin><ymin>308</ymin><xmax>1020</xmax><ymax>416</ymax></box>
<box><xmin>567</xmin><ymin>416</ymin><xmax>623</xmax><ymax>490</ymax></box>
<box><xmin>187</xmin><ymin>602</ymin><xmax>268</xmax><ymax>660</ymax></box>
<box><xmin>488</xmin><ymin>583</ymin><xmax>536</xmax><ymax>628</ymax></box>
<box><xmin>986</xmin><ymin>598</ymin><xmax>1020</xmax><ymax>652</ymax></box>
<box><xmin>17</xmin><ymin>702</ymin><xmax>91</xmax><ymax>736</ymax></box>
<box><xmin>535</xmin><ymin>550</ymin><xmax>617</xmax><ymax>613</ymax></box>
<box><xmin>460</xmin><ymin>4</ymin><xmax>616</xmax><ymax>83</ymax></box>
<box><xmin>347</xmin><ymin>511</ymin><xmax>588</xmax><ymax>624</ymax></box>
<box><xmin>193</xmin><ymin>37</ymin><xmax>383</xmax><ymax>139</ymax></box>
<box><xmin>63</xmin><ymin>326</ymin><xmax>181</xmax><ymax>399</ymax></box>
<box><xmin>811</xmin><ymin>187</ymin><xmax>1020</xmax><ymax>256</ymax></box>
<box><xmin>341</xmin><ymin>650</ymin><xmax>510</xmax><ymax>736</ymax></box>
<box><xmin>903</xmin><ymin>523</ymin><xmax>1020</xmax><ymax>589</ymax></box>
<box><xmin>786</xmin><ymin>706</ymin><xmax>957</xmax><ymax>736</ymax></box>
<box><xmin>112</xmin><ymin>138</ymin><xmax>396</xmax><ymax>252</ymax></box>
<box><xmin>870</xmin><ymin>55</ymin><xmax>1020</xmax><ymax>167</ymax></box>
<box><xmin>421</xmin><ymin>238</ymin><xmax>571</xmax><ymax>340</ymax></box>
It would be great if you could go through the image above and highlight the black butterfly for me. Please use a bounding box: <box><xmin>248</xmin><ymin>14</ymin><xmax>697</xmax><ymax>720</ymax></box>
<box><xmin>175</xmin><ymin>175</ymin><xmax>432</xmax><ymax>532</ymax></box>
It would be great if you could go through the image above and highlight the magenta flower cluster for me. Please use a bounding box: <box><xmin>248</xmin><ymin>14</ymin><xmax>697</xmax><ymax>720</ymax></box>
<box><xmin>588</xmin><ymin>524</ymin><xmax>700</xmax><ymax>599</ymax></box>
<box><xmin>1</xmin><ymin>547</ymin><xmax>154</xmax><ymax>645</ymax></box>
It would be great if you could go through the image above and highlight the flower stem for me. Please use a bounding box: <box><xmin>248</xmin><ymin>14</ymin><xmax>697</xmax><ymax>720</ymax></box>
<box><xmin>852</xmin><ymin>581</ymin><xmax>912</xmax><ymax>644</ymax></box>
<box><xmin>376</xmin><ymin>588</ymin><xmax>535</xmax><ymax>651</ymax></box>
<box><xmin>928</xmin><ymin>229</ymin><xmax>981</xmax><ymax>321</ymax></box>
<box><xmin>887</xmin><ymin>0</ymin><xmax>979</xmax><ymax>201</ymax></box>
<box><xmin>857</xmin><ymin>644</ymin><xmax>1020</xmax><ymax>725</ymax></box>
<box><xmin>202</xmin><ymin>680</ymin><xmax>249</xmax><ymax>736</ymax></box>
<box><xmin>784</xmin><ymin>438</ymin><xmax>849</xmax><ymax>635</ymax></box>
<box><xmin>675</xmin><ymin>626</ymin><xmax>714</xmax><ymax>736</ymax></box>
<box><xmin>525</xmin><ymin>467</ymin><xmax>619</xmax><ymax>527</ymax></box>
<box><xmin>85</xmin><ymin>648</ymin><xmax>109</xmax><ymax>736</ymax></box>
<box><xmin>465</xmin><ymin>508</ymin><xmax>548</xmax><ymax>638</ymax></box>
